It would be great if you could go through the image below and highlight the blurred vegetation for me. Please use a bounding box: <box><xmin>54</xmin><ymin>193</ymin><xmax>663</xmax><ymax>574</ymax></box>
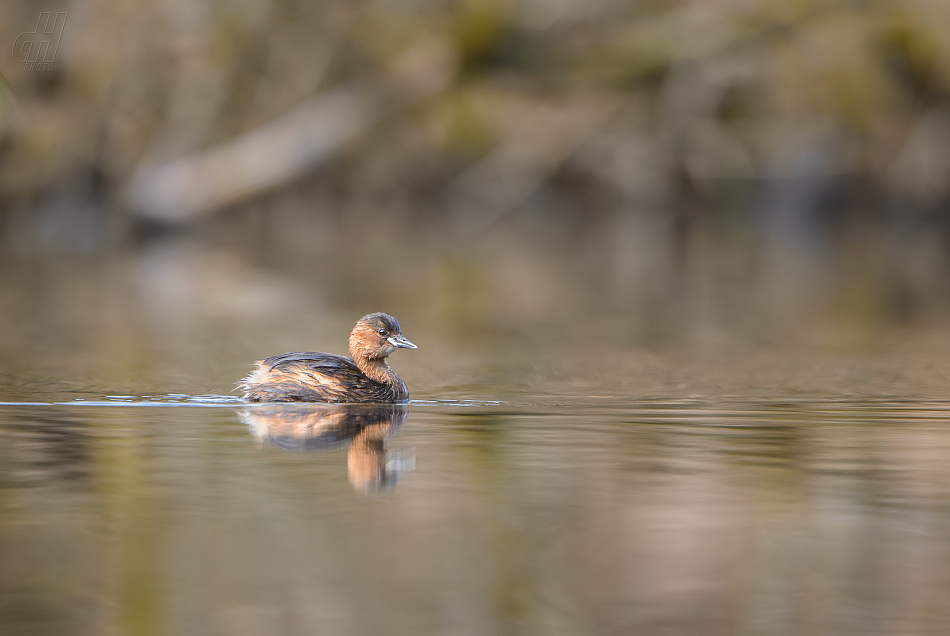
<box><xmin>3</xmin><ymin>0</ymin><xmax>950</xmax><ymax>377</ymax></box>
<box><xmin>9</xmin><ymin>5</ymin><xmax>950</xmax><ymax>632</ymax></box>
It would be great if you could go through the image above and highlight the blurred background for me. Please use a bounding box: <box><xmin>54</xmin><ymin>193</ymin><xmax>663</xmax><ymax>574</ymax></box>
<box><xmin>9</xmin><ymin>4</ymin><xmax>950</xmax><ymax>635</ymax></box>
<box><xmin>4</xmin><ymin>0</ymin><xmax>950</xmax><ymax>396</ymax></box>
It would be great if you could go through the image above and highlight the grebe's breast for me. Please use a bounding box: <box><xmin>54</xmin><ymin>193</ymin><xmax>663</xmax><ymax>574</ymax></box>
<box><xmin>241</xmin><ymin>352</ymin><xmax>408</xmax><ymax>403</ymax></box>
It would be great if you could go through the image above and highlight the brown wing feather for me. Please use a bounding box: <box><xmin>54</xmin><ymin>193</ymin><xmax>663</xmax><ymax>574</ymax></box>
<box><xmin>240</xmin><ymin>352</ymin><xmax>402</xmax><ymax>403</ymax></box>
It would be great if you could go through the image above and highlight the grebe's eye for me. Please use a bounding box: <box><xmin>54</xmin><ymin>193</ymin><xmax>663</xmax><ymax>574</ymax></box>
<box><xmin>378</xmin><ymin>328</ymin><xmax>387</xmax><ymax>335</ymax></box>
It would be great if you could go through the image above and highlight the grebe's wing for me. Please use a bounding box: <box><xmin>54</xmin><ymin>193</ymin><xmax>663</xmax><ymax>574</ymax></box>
<box><xmin>241</xmin><ymin>352</ymin><xmax>391</xmax><ymax>402</ymax></box>
<box><xmin>260</xmin><ymin>351</ymin><xmax>359</xmax><ymax>372</ymax></box>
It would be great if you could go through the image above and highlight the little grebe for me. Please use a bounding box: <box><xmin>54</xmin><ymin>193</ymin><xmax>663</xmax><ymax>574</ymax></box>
<box><xmin>240</xmin><ymin>313</ymin><xmax>417</xmax><ymax>403</ymax></box>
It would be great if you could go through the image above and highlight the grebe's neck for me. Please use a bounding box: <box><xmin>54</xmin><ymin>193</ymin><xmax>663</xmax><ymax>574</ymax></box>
<box><xmin>354</xmin><ymin>356</ymin><xmax>397</xmax><ymax>385</ymax></box>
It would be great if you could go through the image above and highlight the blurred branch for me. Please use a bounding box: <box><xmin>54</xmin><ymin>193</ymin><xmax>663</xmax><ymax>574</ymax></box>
<box><xmin>126</xmin><ymin>39</ymin><xmax>457</xmax><ymax>223</ymax></box>
<box><xmin>127</xmin><ymin>85</ymin><xmax>377</xmax><ymax>222</ymax></box>
<box><xmin>449</xmin><ymin>93</ymin><xmax>624</xmax><ymax>237</ymax></box>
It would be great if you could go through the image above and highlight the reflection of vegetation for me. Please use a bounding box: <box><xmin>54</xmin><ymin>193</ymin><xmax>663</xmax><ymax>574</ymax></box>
<box><xmin>438</xmin><ymin>255</ymin><xmax>491</xmax><ymax>334</ymax></box>
<box><xmin>95</xmin><ymin>429</ymin><xmax>163</xmax><ymax>636</ymax></box>
<box><xmin>2</xmin><ymin>401</ymin><xmax>950</xmax><ymax>632</ymax></box>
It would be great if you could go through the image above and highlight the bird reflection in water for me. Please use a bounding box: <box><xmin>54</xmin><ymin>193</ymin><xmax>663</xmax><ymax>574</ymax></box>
<box><xmin>237</xmin><ymin>403</ymin><xmax>412</xmax><ymax>492</ymax></box>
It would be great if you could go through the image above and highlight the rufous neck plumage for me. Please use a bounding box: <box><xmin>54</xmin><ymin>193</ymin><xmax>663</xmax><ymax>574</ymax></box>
<box><xmin>352</xmin><ymin>353</ymin><xmax>396</xmax><ymax>385</ymax></box>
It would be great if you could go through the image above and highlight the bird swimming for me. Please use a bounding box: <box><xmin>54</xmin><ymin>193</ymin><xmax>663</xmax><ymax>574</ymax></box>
<box><xmin>239</xmin><ymin>313</ymin><xmax>416</xmax><ymax>403</ymax></box>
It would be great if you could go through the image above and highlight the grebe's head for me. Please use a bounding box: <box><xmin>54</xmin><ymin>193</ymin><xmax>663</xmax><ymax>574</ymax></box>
<box><xmin>349</xmin><ymin>313</ymin><xmax>417</xmax><ymax>361</ymax></box>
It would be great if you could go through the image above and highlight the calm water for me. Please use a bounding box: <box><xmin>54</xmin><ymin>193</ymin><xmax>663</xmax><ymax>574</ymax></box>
<box><xmin>2</xmin><ymin>394</ymin><xmax>950</xmax><ymax>636</ymax></box>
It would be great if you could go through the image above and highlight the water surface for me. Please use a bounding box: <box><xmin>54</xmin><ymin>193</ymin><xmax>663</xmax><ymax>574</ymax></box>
<box><xmin>2</xmin><ymin>394</ymin><xmax>950</xmax><ymax>636</ymax></box>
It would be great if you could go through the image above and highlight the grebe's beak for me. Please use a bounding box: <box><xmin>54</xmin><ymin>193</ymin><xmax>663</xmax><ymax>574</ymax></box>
<box><xmin>388</xmin><ymin>335</ymin><xmax>418</xmax><ymax>349</ymax></box>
